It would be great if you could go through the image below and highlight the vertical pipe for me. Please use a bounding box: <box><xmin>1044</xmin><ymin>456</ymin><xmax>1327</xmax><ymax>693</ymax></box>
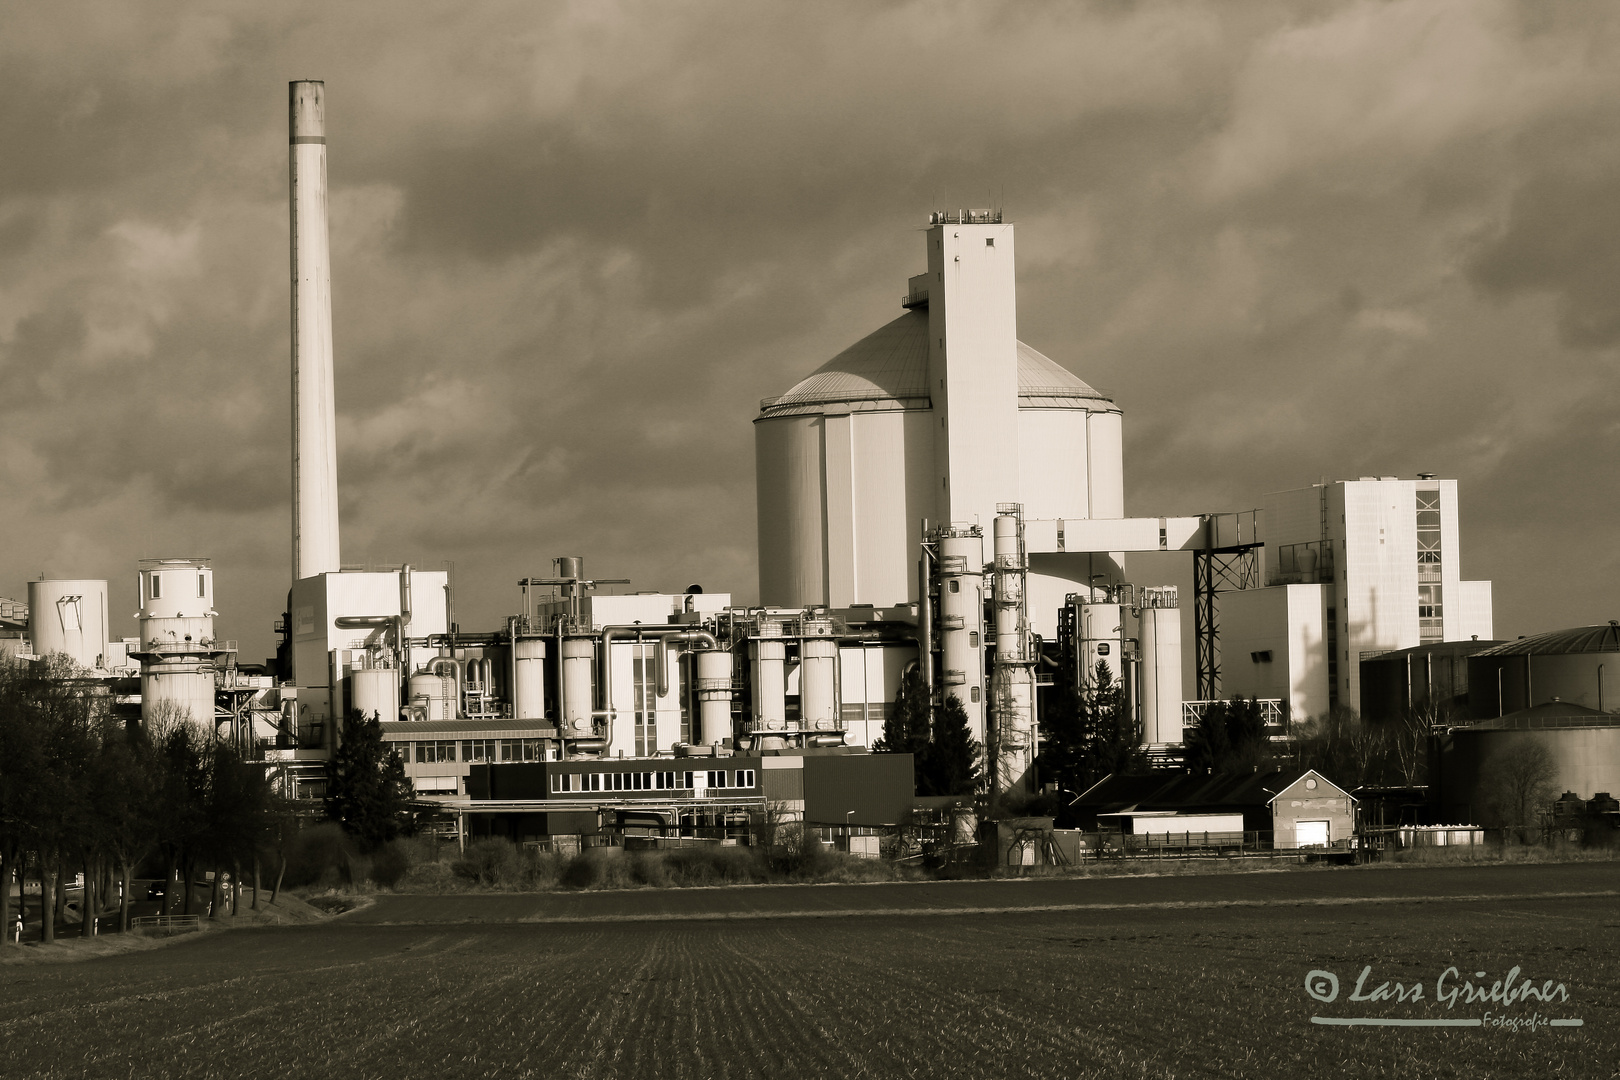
<box><xmin>918</xmin><ymin>533</ymin><xmax>934</xmax><ymax>700</ymax></box>
<box><xmin>289</xmin><ymin>81</ymin><xmax>341</xmax><ymax>581</ymax></box>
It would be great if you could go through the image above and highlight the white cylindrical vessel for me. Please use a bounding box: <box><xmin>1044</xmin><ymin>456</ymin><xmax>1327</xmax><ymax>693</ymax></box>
<box><xmin>408</xmin><ymin>673</ymin><xmax>455</xmax><ymax>722</ymax></box>
<box><xmin>752</xmin><ymin>635</ymin><xmax>786</xmax><ymax>730</ymax></box>
<box><xmin>1138</xmin><ymin>605</ymin><xmax>1183</xmax><ymax>745</ymax></box>
<box><xmin>351</xmin><ymin>667</ymin><xmax>401</xmax><ymax>723</ymax></box>
<box><xmin>138</xmin><ymin>561</ymin><xmax>216</xmax><ymax>650</ymax></box>
<box><xmin>938</xmin><ymin>530</ymin><xmax>985</xmax><ymax>743</ymax></box>
<box><xmin>141</xmin><ymin>667</ymin><xmax>216</xmax><ymax>730</ymax></box>
<box><xmin>801</xmin><ymin>638</ymin><xmax>838</xmax><ymax>731</ymax></box>
<box><xmin>26</xmin><ymin>579</ymin><xmax>110</xmax><ymax>671</ymax></box>
<box><xmin>1078</xmin><ymin>602</ymin><xmax>1124</xmax><ymax>685</ymax></box>
<box><xmin>138</xmin><ymin>559</ymin><xmax>220</xmax><ymax>730</ymax></box>
<box><xmin>561</xmin><ymin>638</ymin><xmax>595</xmax><ymax>735</ymax></box>
<box><xmin>513</xmin><ymin>638</ymin><xmax>548</xmax><ymax>720</ymax></box>
<box><xmin>289</xmin><ymin>80</ymin><xmax>341</xmax><ymax>581</ymax></box>
<box><xmin>696</xmin><ymin>649</ymin><xmax>733</xmax><ymax>745</ymax></box>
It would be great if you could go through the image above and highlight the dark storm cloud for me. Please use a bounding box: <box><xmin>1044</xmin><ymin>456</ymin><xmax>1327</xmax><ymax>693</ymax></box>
<box><xmin>2</xmin><ymin>0</ymin><xmax>1618</xmax><ymax>659</ymax></box>
<box><xmin>1470</xmin><ymin>153</ymin><xmax>1620</xmax><ymax>347</ymax></box>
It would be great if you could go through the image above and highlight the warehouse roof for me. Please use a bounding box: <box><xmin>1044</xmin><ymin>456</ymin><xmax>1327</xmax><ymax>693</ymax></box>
<box><xmin>757</xmin><ymin>309</ymin><xmax>1116</xmax><ymax>418</ymax></box>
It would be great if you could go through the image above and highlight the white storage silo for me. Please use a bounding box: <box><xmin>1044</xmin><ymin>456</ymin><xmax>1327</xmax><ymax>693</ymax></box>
<box><xmin>696</xmin><ymin>649</ymin><xmax>733</xmax><ymax>745</ymax></box>
<box><xmin>513</xmin><ymin>638</ymin><xmax>548</xmax><ymax>720</ymax></box>
<box><xmin>801</xmin><ymin>637</ymin><xmax>839</xmax><ymax>731</ymax></box>
<box><xmin>26</xmin><ymin>579</ymin><xmax>110</xmax><ymax>672</ymax></box>
<box><xmin>1138</xmin><ymin>604</ymin><xmax>1184</xmax><ymax>745</ymax></box>
<box><xmin>351</xmin><ymin>667</ymin><xmax>401</xmax><ymax>723</ymax></box>
<box><xmin>561</xmin><ymin>638</ymin><xmax>595</xmax><ymax>735</ymax></box>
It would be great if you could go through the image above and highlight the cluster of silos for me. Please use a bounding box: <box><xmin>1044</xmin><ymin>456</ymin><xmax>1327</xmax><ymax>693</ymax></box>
<box><xmin>742</xmin><ymin>614</ymin><xmax>846</xmax><ymax>750</ymax></box>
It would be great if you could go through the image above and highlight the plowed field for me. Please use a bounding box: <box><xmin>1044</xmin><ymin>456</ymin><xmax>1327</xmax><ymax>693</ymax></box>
<box><xmin>3</xmin><ymin>863</ymin><xmax>1615</xmax><ymax>1079</ymax></box>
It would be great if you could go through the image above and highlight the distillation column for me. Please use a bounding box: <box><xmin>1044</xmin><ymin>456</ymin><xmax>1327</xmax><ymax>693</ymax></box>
<box><xmin>936</xmin><ymin>528</ymin><xmax>986</xmax><ymax>744</ymax></box>
<box><xmin>990</xmin><ymin>512</ymin><xmax>1036</xmax><ymax>792</ymax></box>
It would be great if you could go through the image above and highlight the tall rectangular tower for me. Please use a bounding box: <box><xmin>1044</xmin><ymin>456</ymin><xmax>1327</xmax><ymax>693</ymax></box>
<box><xmin>1226</xmin><ymin>476</ymin><xmax>1493</xmax><ymax>718</ymax></box>
<box><xmin>925</xmin><ymin>213</ymin><xmax>1020</xmax><ymax>529</ymax></box>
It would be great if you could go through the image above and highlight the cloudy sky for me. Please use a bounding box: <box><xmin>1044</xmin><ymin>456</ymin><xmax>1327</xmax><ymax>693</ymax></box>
<box><xmin>3</xmin><ymin>0</ymin><xmax>1617</xmax><ymax>663</ymax></box>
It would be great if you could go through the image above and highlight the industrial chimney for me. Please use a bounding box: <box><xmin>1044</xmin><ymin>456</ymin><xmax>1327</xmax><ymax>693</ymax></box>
<box><xmin>289</xmin><ymin>80</ymin><xmax>341</xmax><ymax>581</ymax></box>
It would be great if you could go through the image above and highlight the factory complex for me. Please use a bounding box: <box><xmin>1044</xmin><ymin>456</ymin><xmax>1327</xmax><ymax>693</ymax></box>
<box><xmin>3</xmin><ymin>82</ymin><xmax>1615</xmax><ymax>851</ymax></box>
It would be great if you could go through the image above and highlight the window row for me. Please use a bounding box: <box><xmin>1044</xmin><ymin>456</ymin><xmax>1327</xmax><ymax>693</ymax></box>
<box><xmin>408</xmin><ymin>738</ymin><xmax>546</xmax><ymax>764</ymax></box>
<box><xmin>550</xmin><ymin>768</ymin><xmax>758</xmax><ymax>794</ymax></box>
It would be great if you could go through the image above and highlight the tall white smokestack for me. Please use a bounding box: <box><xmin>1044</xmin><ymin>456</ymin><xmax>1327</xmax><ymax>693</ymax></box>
<box><xmin>289</xmin><ymin>80</ymin><xmax>341</xmax><ymax>581</ymax></box>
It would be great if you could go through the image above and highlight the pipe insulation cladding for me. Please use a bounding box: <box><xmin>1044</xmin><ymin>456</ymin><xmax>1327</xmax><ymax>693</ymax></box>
<box><xmin>289</xmin><ymin>80</ymin><xmax>341</xmax><ymax>581</ymax></box>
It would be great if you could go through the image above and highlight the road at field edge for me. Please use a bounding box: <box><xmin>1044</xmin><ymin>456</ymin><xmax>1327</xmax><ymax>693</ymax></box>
<box><xmin>345</xmin><ymin>861</ymin><xmax>1620</xmax><ymax>925</ymax></box>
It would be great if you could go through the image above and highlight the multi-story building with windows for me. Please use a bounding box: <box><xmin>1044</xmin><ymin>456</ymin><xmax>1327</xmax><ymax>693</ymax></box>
<box><xmin>1221</xmin><ymin>476</ymin><xmax>1493</xmax><ymax>720</ymax></box>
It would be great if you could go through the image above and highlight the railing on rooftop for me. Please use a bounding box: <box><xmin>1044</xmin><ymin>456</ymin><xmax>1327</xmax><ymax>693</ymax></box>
<box><xmin>1462</xmin><ymin>714</ymin><xmax>1619</xmax><ymax>731</ymax></box>
<box><xmin>1182</xmin><ymin>698</ymin><xmax>1286</xmax><ymax>737</ymax></box>
<box><xmin>929</xmin><ymin>209</ymin><xmax>1003</xmax><ymax>224</ymax></box>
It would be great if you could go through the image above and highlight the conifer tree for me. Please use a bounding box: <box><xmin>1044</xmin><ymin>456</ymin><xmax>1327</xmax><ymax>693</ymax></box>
<box><xmin>323</xmin><ymin>711</ymin><xmax>414</xmax><ymax>852</ymax></box>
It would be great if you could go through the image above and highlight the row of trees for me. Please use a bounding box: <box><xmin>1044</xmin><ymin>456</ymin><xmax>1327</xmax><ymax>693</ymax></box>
<box><xmin>0</xmin><ymin>657</ymin><xmax>294</xmax><ymax>942</ymax></box>
<box><xmin>0</xmin><ymin>652</ymin><xmax>416</xmax><ymax>945</ymax></box>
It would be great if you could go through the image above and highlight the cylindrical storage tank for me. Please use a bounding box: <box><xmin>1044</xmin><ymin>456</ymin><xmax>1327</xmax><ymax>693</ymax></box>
<box><xmin>696</xmin><ymin>649</ymin><xmax>733</xmax><ymax>745</ymax></box>
<box><xmin>351</xmin><ymin>667</ymin><xmax>401</xmax><ymax>723</ymax></box>
<box><xmin>1436</xmin><ymin>722</ymin><xmax>1620</xmax><ymax>823</ymax></box>
<box><xmin>141</xmin><ymin>665</ymin><xmax>216</xmax><ymax>730</ymax></box>
<box><xmin>513</xmin><ymin>638</ymin><xmax>548</xmax><ymax>720</ymax></box>
<box><xmin>554</xmin><ymin>556</ymin><xmax>585</xmax><ymax>581</ymax></box>
<box><xmin>938</xmin><ymin>531</ymin><xmax>986</xmax><ymax>743</ymax></box>
<box><xmin>561</xmin><ymin>637</ymin><xmax>595</xmax><ymax>735</ymax></box>
<box><xmin>1084</xmin><ymin>410</ymin><xmax>1126</xmax><ymax>520</ymax></box>
<box><xmin>1078</xmin><ymin>602</ymin><xmax>1124</xmax><ymax>685</ymax></box>
<box><xmin>754</xmin><ymin>415</ymin><xmax>830</xmax><ymax>608</ymax></box>
<box><xmin>1138</xmin><ymin>606</ymin><xmax>1183</xmax><ymax>745</ymax></box>
<box><xmin>1466</xmin><ymin>626</ymin><xmax>1620</xmax><ymax>719</ymax></box>
<box><xmin>408</xmin><ymin>672</ymin><xmax>455</xmax><ymax>721</ymax></box>
<box><xmin>752</xmin><ymin>636</ymin><xmax>787</xmax><ymax>730</ymax></box>
<box><xmin>27</xmin><ymin>579</ymin><xmax>110</xmax><ymax>671</ymax></box>
<box><xmin>801</xmin><ymin>638</ymin><xmax>838</xmax><ymax>730</ymax></box>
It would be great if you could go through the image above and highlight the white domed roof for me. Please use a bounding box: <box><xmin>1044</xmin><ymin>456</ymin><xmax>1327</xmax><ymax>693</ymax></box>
<box><xmin>758</xmin><ymin>310</ymin><xmax>1116</xmax><ymax>419</ymax></box>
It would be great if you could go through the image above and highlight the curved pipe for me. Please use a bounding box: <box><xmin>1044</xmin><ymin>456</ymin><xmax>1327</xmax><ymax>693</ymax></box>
<box><xmin>595</xmin><ymin>626</ymin><xmax>721</xmax><ymax>717</ymax></box>
<box><xmin>427</xmin><ymin>656</ymin><xmax>462</xmax><ymax>718</ymax></box>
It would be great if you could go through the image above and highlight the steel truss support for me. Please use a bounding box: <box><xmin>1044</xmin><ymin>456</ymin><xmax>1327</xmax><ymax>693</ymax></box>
<box><xmin>1192</xmin><ymin>544</ymin><xmax>1261</xmax><ymax>700</ymax></box>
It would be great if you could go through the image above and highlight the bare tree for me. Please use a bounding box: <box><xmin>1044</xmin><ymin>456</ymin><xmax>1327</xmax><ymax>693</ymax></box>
<box><xmin>1478</xmin><ymin>741</ymin><xmax>1559</xmax><ymax>842</ymax></box>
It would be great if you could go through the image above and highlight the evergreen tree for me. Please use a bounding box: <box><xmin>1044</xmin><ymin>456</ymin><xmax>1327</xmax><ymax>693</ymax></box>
<box><xmin>874</xmin><ymin>672</ymin><xmax>981</xmax><ymax>796</ymax></box>
<box><xmin>1184</xmin><ymin>697</ymin><xmax>1268</xmax><ymax>775</ymax></box>
<box><xmin>918</xmin><ymin>693</ymin><xmax>981</xmax><ymax>796</ymax></box>
<box><xmin>1037</xmin><ymin>660</ymin><xmax>1144</xmax><ymax>793</ymax></box>
<box><xmin>872</xmin><ymin>668</ymin><xmax>929</xmax><ymax>757</ymax></box>
<box><xmin>1081</xmin><ymin>661</ymin><xmax>1146</xmax><ymax>781</ymax></box>
<box><xmin>323</xmin><ymin>711</ymin><xmax>414</xmax><ymax>852</ymax></box>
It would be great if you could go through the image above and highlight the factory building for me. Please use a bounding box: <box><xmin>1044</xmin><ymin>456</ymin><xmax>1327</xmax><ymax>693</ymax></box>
<box><xmin>1221</xmin><ymin>477</ymin><xmax>1494</xmax><ymax>720</ymax></box>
